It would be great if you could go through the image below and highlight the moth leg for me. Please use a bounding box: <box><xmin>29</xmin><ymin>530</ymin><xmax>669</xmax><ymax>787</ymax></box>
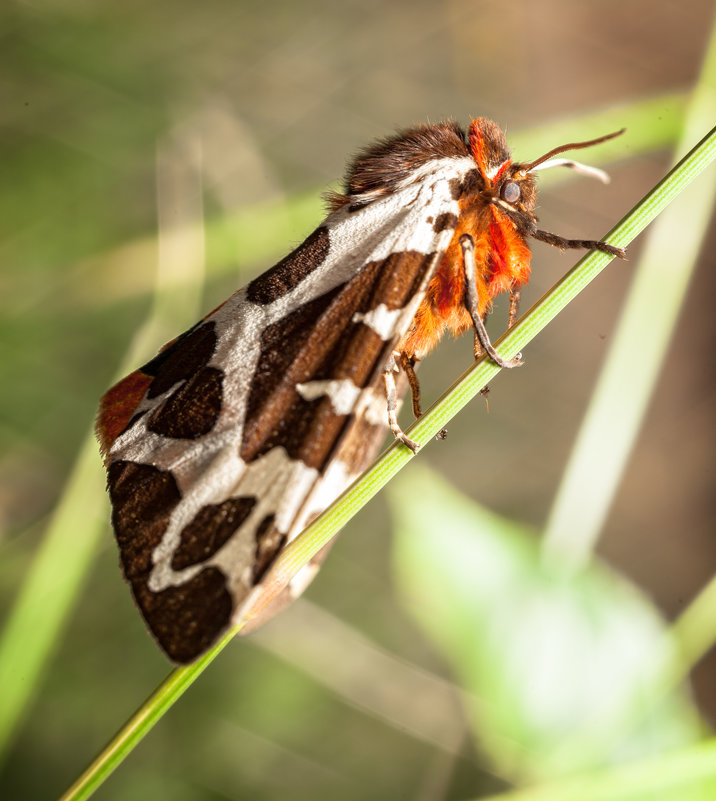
<box><xmin>506</xmin><ymin>286</ymin><xmax>524</xmax><ymax>364</ymax></box>
<box><xmin>473</xmin><ymin>324</ymin><xmax>486</xmax><ymax>360</ymax></box>
<box><xmin>399</xmin><ymin>351</ymin><xmax>423</xmax><ymax>419</ymax></box>
<box><xmin>476</xmin><ymin>288</ymin><xmax>519</xmax><ymax>361</ymax></box>
<box><xmin>472</xmin><ymin>329</ymin><xmax>492</xmax><ymax>413</ymax></box>
<box><xmin>460</xmin><ymin>234</ymin><xmax>522</xmax><ymax>369</ymax></box>
<box><xmin>400</xmin><ymin>350</ymin><xmax>449</xmax><ymax>441</ymax></box>
<box><xmin>507</xmin><ymin>286</ymin><xmax>521</xmax><ymax>329</ymax></box>
<box><xmin>383</xmin><ymin>354</ymin><xmax>419</xmax><ymax>453</ymax></box>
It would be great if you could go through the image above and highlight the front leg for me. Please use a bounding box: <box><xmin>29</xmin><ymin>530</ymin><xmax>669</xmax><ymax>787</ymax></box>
<box><xmin>475</xmin><ymin>287</ymin><xmax>520</xmax><ymax>360</ymax></box>
<box><xmin>460</xmin><ymin>234</ymin><xmax>522</xmax><ymax>369</ymax></box>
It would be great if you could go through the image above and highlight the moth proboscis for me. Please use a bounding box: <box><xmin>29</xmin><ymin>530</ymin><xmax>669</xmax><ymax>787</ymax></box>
<box><xmin>96</xmin><ymin>117</ymin><xmax>625</xmax><ymax>663</ymax></box>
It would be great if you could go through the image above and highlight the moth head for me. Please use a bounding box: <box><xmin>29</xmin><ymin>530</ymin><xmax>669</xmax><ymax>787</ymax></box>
<box><xmin>467</xmin><ymin>118</ymin><xmax>626</xmax><ymax>259</ymax></box>
<box><xmin>468</xmin><ymin>118</ymin><xmax>624</xmax><ymax>216</ymax></box>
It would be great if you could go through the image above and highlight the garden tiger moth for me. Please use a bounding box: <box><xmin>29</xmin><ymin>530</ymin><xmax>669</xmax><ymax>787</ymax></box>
<box><xmin>96</xmin><ymin>117</ymin><xmax>625</xmax><ymax>663</ymax></box>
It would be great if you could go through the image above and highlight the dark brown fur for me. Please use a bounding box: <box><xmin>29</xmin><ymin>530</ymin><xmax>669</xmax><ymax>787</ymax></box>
<box><xmin>345</xmin><ymin>120</ymin><xmax>469</xmax><ymax>197</ymax></box>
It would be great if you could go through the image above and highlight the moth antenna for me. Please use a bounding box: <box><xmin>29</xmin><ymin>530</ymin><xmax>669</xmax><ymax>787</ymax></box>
<box><xmin>530</xmin><ymin>158</ymin><xmax>611</xmax><ymax>184</ymax></box>
<box><xmin>521</xmin><ymin>128</ymin><xmax>625</xmax><ymax>173</ymax></box>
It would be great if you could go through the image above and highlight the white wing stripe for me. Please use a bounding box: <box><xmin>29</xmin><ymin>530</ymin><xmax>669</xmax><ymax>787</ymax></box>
<box><xmin>352</xmin><ymin>304</ymin><xmax>403</xmax><ymax>340</ymax></box>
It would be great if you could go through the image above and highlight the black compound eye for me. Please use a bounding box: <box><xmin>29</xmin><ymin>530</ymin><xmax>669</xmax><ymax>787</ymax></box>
<box><xmin>502</xmin><ymin>181</ymin><xmax>521</xmax><ymax>203</ymax></box>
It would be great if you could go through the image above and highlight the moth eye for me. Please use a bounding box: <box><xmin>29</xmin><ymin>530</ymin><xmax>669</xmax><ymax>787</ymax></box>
<box><xmin>502</xmin><ymin>181</ymin><xmax>521</xmax><ymax>203</ymax></box>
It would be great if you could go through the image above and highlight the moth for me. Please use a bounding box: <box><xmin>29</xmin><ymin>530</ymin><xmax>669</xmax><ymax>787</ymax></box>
<box><xmin>97</xmin><ymin>117</ymin><xmax>624</xmax><ymax>663</ymax></box>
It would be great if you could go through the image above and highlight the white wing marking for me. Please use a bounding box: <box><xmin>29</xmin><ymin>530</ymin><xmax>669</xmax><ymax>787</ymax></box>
<box><xmin>296</xmin><ymin>378</ymin><xmax>389</xmax><ymax>427</ymax></box>
<box><xmin>352</xmin><ymin>304</ymin><xmax>403</xmax><ymax>340</ymax></box>
<box><xmin>296</xmin><ymin>379</ymin><xmax>362</xmax><ymax>414</ymax></box>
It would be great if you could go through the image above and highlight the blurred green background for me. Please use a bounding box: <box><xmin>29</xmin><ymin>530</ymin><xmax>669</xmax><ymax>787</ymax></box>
<box><xmin>1</xmin><ymin>1</ymin><xmax>715</xmax><ymax>799</ymax></box>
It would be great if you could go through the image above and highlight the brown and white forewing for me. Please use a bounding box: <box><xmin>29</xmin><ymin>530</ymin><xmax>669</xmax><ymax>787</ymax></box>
<box><xmin>102</xmin><ymin>155</ymin><xmax>474</xmax><ymax>662</ymax></box>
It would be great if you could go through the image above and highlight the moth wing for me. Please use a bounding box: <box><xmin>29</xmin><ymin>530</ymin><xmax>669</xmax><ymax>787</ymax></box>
<box><xmin>99</xmin><ymin>158</ymin><xmax>468</xmax><ymax>662</ymax></box>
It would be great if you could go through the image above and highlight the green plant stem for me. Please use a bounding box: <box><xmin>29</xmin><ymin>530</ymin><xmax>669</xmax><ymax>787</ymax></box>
<box><xmin>58</xmin><ymin>119</ymin><xmax>716</xmax><ymax>801</ymax></box>
<box><xmin>57</xmin><ymin>630</ymin><xmax>235</xmax><ymax>801</ymax></box>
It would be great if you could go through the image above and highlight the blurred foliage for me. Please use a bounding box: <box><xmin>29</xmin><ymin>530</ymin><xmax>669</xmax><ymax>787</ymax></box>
<box><xmin>390</xmin><ymin>467</ymin><xmax>701</xmax><ymax>779</ymax></box>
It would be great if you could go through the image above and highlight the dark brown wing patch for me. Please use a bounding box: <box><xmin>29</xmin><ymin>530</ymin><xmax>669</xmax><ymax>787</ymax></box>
<box><xmin>96</xmin><ymin>321</ymin><xmax>219</xmax><ymax>456</ymax></box>
<box><xmin>108</xmin><ymin>460</ymin><xmax>182</xmax><ymax>579</ymax></box>
<box><xmin>147</xmin><ymin>366</ymin><xmax>224</xmax><ymax>439</ymax></box>
<box><xmin>247</xmin><ymin>396</ymin><xmax>338</xmax><ymax>469</ymax></box>
<box><xmin>145</xmin><ymin>321</ymin><xmax>217</xmax><ymax>399</ymax></box>
<box><xmin>244</xmin><ymin>284</ymin><xmax>345</xmax><ymax>425</ymax></box>
<box><xmin>358</xmin><ymin>251</ymin><xmax>432</xmax><ymax>312</ymax></box>
<box><xmin>171</xmin><ymin>497</ymin><xmax>257</xmax><ymax>570</ymax></box>
<box><xmin>247</xmin><ymin>227</ymin><xmax>330</xmax><ymax>305</ymax></box>
<box><xmin>133</xmin><ymin>566</ymin><xmax>233</xmax><ymax>664</ymax></box>
<box><xmin>108</xmin><ymin>459</ymin><xmax>237</xmax><ymax>663</ymax></box>
<box><xmin>236</xmin><ymin>380</ymin><xmax>402</xmax><ymax>635</ymax></box>
<box><xmin>253</xmin><ymin>514</ymin><xmax>284</xmax><ymax>582</ymax></box>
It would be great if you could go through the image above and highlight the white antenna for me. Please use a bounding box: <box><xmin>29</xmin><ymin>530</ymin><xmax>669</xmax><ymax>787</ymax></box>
<box><xmin>531</xmin><ymin>157</ymin><xmax>611</xmax><ymax>184</ymax></box>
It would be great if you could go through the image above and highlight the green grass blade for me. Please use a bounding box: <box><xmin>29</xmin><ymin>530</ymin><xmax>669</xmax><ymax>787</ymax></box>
<box><xmin>0</xmin><ymin>438</ymin><xmax>107</xmax><ymax>760</ymax></box>
<box><xmin>672</xmin><ymin>574</ymin><xmax>716</xmax><ymax>678</ymax></box>
<box><xmin>542</xmin><ymin>22</ymin><xmax>716</xmax><ymax>569</ymax></box>
<box><xmin>58</xmin><ymin>117</ymin><xmax>716</xmax><ymax>801</ymax></box>
<box><xmin>477</xmin><ymin>738</ymin><xmax>716</xmax><ymax>801</ymax></box>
